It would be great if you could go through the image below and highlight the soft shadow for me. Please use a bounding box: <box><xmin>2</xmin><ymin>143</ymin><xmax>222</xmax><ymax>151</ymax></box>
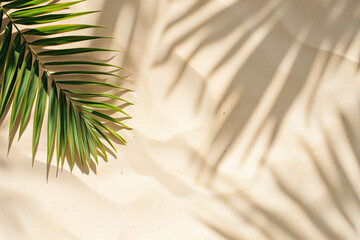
<box><xmin>156</xmin><ymin>0</ymin><xmax>360</xmax><ymax>182</ymax></box>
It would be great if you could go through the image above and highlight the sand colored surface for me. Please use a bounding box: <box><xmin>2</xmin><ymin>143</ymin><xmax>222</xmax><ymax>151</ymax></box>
<box><xmin>1</xmin><ymin>0</ymin><xmax>360</xmax><ymax>239</ymax></box>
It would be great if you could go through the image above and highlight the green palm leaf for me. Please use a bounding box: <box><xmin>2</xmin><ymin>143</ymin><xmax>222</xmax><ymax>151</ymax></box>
<box><xmin>9</xmin><ymin>51</ymin><xmax>32</xmax><ymax>136</ymax></box>
<box><xmin>3</xmin><ymin>0</ymin><xmax>52</xmax><ymax>9</ymax></box>
<box><xmin>44</xmin><ymin>60</ymin><xmax>127</xmax><ymax>71</ymax></box>
<box><xmin>23</xmin><ymin>24</ymin><xmax>104</xmax><ymax>36</ymax></box>
<box><xmin>14</xmin><ymin>11</ymin><xmax>98</xmax><ymax>25</ymax></box>
<box><xmin>9</xmin><ymin>1</ymin><xmax>84</xmax><ymax>18</ymax></box>
<box><xmin>47</xmin><ymin>81</ymin><xmax>58</xmax><ymax>163</ymax></box>
<box><xmin>19</xmin><ymin>59</ymin><xmax>39</xmax><ymax>137</ymax></box>
<box><xmin>30</xmin><ymin>36</ymin><xmax>110</xmax><ymax>46</ymax></box>
<box><xmin>38</xmin><ymin>47</ymin><xmax>117</xmax><ymax>56</ymax></box>
<box><xmin>32</xmin><ymin>72</ymin><xmax>47</xmax><ymax>157</ymax></box>
<box><xmin>0</xmin><ymin>0</ymin><xmax>131</xmax><ymax>171</ymax></box>
<box><xmin>64</xmin><ymin>89</ymin><xmax>133</xmax><ymax>104</ymax></box>
<box><xmin>57</xmin><ymin>80</ymin><xmax>132</xmax><ymax>91</ymax></box>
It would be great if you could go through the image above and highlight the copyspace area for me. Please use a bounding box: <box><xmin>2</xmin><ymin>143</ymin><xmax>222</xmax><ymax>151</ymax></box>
<box><xmin>1</xmin><ymin>0</ymin><xmax>360</xmax><ymax>239</ymax></box>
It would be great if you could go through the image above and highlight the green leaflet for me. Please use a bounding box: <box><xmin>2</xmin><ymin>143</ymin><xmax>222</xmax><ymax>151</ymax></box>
<box><xmin>72</xmin><ymin>108</ymin><xmax>85</xmax><ymax>165</ymax></box>
<box><xmin>82</xmin><ymin>113</ymin><xmax>118</xmax><ymax>154</ymax></box>
<box><xmin>19</xmin><ymin>59</ymin><xmax>39</xmax><ymax>137</ymax></box>
<box><xmin>77</xmin><ymin>105</ymin><xmax>132</xmax><ymax>129</ymax></box>
<box><xmin>56</xmin><ymin>91</ymin><xmax>62</xmax><ymax>166</ymax></box>
<box><xmin>79</xmin><ymin>116</ymin><xmax>91</xmax><ymax>165</ymax></box>
<box><xmin>47</xmin><ymin>81</ymin><xmax>58</xmax><ymax>163</ymax></box>
<box><xmin>64</xmin><ymin>89</ymin><xmax>133</xmax><ymax>104</ymax></box>
<box><xmin>82</xmin><ymin>116</ymin><xmax>107</xmax><ymax>161</ymax></box>
<box><xmin>38</xmin><ymin>47</ymin><xmax>118</xmax><ymax>56</ymax></box>
<box><xmin>91</xmin><ymin>123</ymin><xmax>117</xmax><ymax>154</ymax></box>
<box><xmin>67</xmin><ymin>103</ymin><xmax>76</xmax><ymax>166</ymax></box>
<box><xmin>2</xmin><ymin>42</ymin><xmax>26</xmax><ymax>117</ymax></box>
<box><xmin>68</xmin><ymin>102</ymin><xmax>85</xmax><ymax>166</ymax></box>
<box><xmin>30</xmin><ymin>36</ymin><xmax>109</xmax><ymax>46</ymax></box>
<box><xmin>0</xmin><ymin>22</ymin><xmax>12</xmax><ymax>76</ymax></box>
<box><xmin>33</xmin><ymin>72</ymin><xmax>48</xmax><ymax>157</ymax></box>
<box><xmin>44</xmin><ymin>60</ymin><xmax>127</xmax><ymax>71</ymax></box>
<box><xmin>0</xmin><ymin>9</ymin><xmax>2</xmax><ymax>34</ymax></box>
<box><xmin>85</xmin><ymin>114</ymin><xmax>127</xmax><ymax>144</ymax></box>
<box><xmin>10</xmin><ymin>1</ymin><xmax>84</xmax><ymax>18</ymax></box>
<box><xmin>9</xmin><ymin>51</ymin><xmax>32</xmax><ymax>136</ymax></box>
<box><xmin>23</xmin><ymin>25</ymin><xmax>103</xmax><ymax>36</ymax></box>
<box><xmin>0</xmin><ymin>35</ymin><xmax>24</xmax><ymax>118</ymax></box>
<box><xmin>3</xmin><ymin>0</ymin><xmax>52</xmax><ymax>9</ymax></box>
<box><xmin>59</xmin><ymin>91</ymin><xmax>68</xmax><ymax>165</ymax></box>
<box><xmin>14</xmin><ymin>11</ymin><xmax>99</xmax><ymax>25</ymax></box>
<box><xmin>82</xmin><ymin>119</ymin><xmax>98</xmax><ymax>164</ymax></box>
<box><xmin>70</xmin><ymin>97</ymin><xmax>131</xmax><ymax>117</ymax></box>
<box><xmin>52</xmin><ymin>70</ymin><xmax>123</xmax><ymax>79</ymax></box>
<box><xmin>57</xmin><ymin>80</ymin><xmax>132</xmax><ymax>91</ymax></box>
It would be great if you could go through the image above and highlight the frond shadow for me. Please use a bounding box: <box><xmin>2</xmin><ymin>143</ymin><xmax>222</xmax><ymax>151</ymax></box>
<box><xmin>157</xmin><ymin>0</ymin><xmax>360</xmax><ymax>182</ymax></box>
<box><xmin>196</xmin><ymin>105</ymin><xmax>360</xmax><ymax>239</ymax></box>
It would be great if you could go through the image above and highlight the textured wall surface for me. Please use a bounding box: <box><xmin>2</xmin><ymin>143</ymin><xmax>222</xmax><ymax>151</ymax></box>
<box><xmin>1</xmin><ymin>0</ymin><xmax>360</xmax><ymax>239</ymax></box>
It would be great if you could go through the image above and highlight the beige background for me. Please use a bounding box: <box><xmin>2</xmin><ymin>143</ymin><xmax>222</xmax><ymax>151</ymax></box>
<box><xmin>1</xmin><ymin>0</ymin><xmax>360</xmax><ymax>239</ymax></box>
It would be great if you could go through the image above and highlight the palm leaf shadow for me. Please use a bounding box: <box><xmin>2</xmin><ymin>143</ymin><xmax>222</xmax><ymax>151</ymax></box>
<box><xmin>197</xmin><ymin>113</ymin><xmax>360</xmax><ymax>239</ymax></box>
<box><xmin>157</xmin><ymin>0</ymin><xmax>360</xmax><ymax>182</ymax></box>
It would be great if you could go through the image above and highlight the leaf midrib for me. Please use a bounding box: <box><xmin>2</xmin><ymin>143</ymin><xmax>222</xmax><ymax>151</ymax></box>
<box><xmin>0</xmin><ymin>4</ymin><xmax>76</xmax><ymax>103</ymax></box>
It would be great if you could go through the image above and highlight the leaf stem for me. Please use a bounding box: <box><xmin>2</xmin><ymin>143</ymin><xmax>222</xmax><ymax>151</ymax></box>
<box><xmin>0</xmin><ymin>4</ymin><xmax>79</xmax><ymax>104</ymax></box>
<box><xmin>1</xmin><ymin>5</ymin><xmax>55</xmax><ymax>80</ymax></box>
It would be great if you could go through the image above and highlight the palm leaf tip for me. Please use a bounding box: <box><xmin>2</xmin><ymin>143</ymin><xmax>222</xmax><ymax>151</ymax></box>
<box><xmin>0</xmin><ymin>0</ymin><xmax>132</xmax><ymax>170</ymax></box>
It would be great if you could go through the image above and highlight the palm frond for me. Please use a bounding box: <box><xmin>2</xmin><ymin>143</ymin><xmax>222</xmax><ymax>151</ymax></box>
<box><xmin>0</xmin><ymin>0</ymin><xmax>131</xmax><ymax>169</ymax></box>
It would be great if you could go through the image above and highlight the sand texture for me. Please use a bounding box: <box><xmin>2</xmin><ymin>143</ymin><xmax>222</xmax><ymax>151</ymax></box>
<box><xmin>1</xmin><ymin>0</ymin><xmax>360</xmax><ymax>239</ymax></box>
